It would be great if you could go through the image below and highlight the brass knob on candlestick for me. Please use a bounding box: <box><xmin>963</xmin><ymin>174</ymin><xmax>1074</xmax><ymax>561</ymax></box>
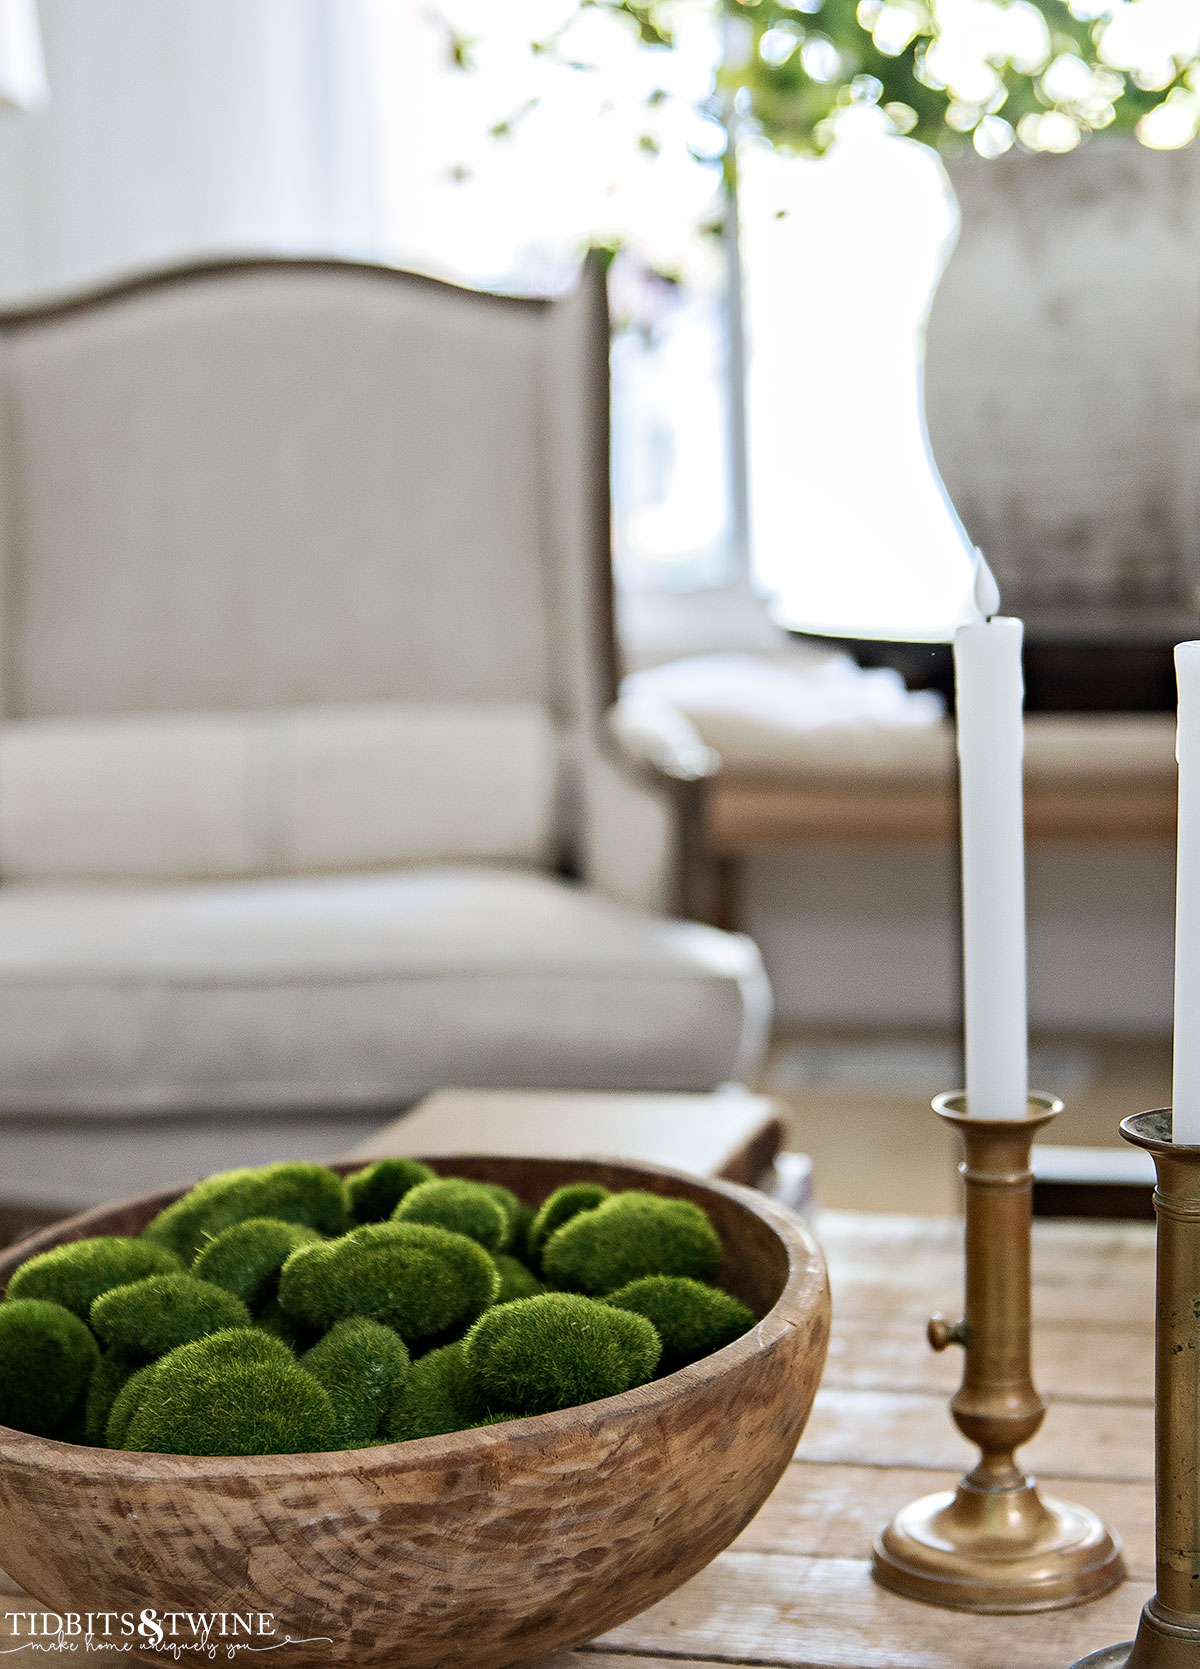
<box><xmin>928</xmin><ymin>1314</ymin><xmax>969</xmax><ymax>1351</ymax></box>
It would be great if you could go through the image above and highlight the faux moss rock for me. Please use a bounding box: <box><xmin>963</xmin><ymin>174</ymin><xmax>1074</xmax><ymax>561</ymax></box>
<box><xmin>393</xmin><ymin>1179</ymin><xmax>509</xmax><ymax>1252</ymax></box>
<box><xmin>527</xmin><ymin>1183</ymin><xmax>610</xmax><ymax>1260</ymax></box>
<box><xmin>106</xmin><ymin>1328</ymin><xmax>297</xmax><ymax>1449</ymax></box>
<box><xmin>464</xmin><ymin>1292</ymin><xmax>660</xmax><ymax>1415</ymax></box>
<box><xmin>508</xmin><ymin>1199</ymin><xmax>534</xmax><ymax>1253</ymax></box>
<box><xmin>604</xmin><ymin>1276</ymin><xmax>755</xmax><ymax>1372</ymax></box>
<box><xmin>344</xmin><ymin>1159</ymin><xmax>436</xmax><ymax>1225</ymax></box>
<box><xmin>541</xmin><ymin>1192</ymin><xmax>722</xmax><ymax>1295</ymax></box>
<box><xmin>6</xmin><ymin>1237</ymin><xmax>182</xmax><ymax>1319</ymax></box>
<box><xmin>119</xmin><ymin>1329</ymin><xmax>336</xmax><ymax>1456</ymax></box>
<box><xmin>300</xmin><ymin>1318</ymin><xmax>409</xmax><ymax>1447</ymax></box>
<box><xmin>192</xmin><ymin>1218</ymin><xmax>324</xmax><ymax>1307</ymax></box>
<box><xmin>105</xmin><ymin>1359</ymin><xmax>164</xmax><ymax>1449</ymax></box>
<box><xmin>493</xmin><ymin>1253</ymin><xmax>545</xmax><ymax>1305</ymax></box>
<box><xmin>91</xmin><ymin>1274</ymin><xmax>252</xmax><ymax>1361</ymax></box>
<box><xmin>254</xmin><ymin>1295</ymin><xmax>315</xmax><ymax>1351</ymax></box>
<box><xmin>278</xmin><ymin>1222</ymin><xmax>498</xmax><ymax>1344</ymax></box>
<box><xmin>143</xmin><ymin>1163</ymin><xmax>349</xmax><ymax>1263</ymax></box>
<box><xmin>0</xmin><ymin>1300</ymin><xmax>99</xmax><ymax>1437</ymax></box>
<box><xmin>476</xmin><ymin>1183</ymin><xmax>526</xmax><ymax>1249</ymax></box>
<box><xmin>382</xmin><ymin>1341</ymin><xmax>487</xmax><ymax>1442</ymax></box>
<box><xmin>85</xmin><ymin>1350</ymin><xmax>138</xmax><ymax>1445</ymax></box>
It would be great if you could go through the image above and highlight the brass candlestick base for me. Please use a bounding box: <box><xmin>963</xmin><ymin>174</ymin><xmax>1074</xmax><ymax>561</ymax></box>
<box><xmin>1069</xmin><ymin>1112</ymin><xmax>1200</xmax><ymax>1668</ymax></box>
<box><xmin>873</xmin><ymin>1092</ymin><xmax>1124</xmax><ymax>1613</ymax></box>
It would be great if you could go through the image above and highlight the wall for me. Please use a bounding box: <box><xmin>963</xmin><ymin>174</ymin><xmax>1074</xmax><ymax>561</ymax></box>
<box><xmin>0</xmin><ymin>0</ymin><xmax>386</xmax><ymax>306</ymax></box>
<box><xmin>746</xmin><ymin>842</ymin><xmax>1176</xmax><ymax>1035</ymax></box>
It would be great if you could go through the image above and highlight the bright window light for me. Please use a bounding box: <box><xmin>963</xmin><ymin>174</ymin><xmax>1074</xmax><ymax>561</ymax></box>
<box><xmin>610</xmin><ymin>279</ymin><xmax>733</xmax><ymax>592</ymax></box>
<box><xmin>741</xmin><ymin>122</ymin><xmax>983</xmax><ymax>642</ymax></box>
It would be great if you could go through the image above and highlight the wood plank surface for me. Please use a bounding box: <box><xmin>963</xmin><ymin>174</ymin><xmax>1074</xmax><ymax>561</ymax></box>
<box><xmin>823</xmin><ymin>1213</ymin><xmax>1156</xmax><ymax>1329</ymax></box>
<box><xmin>800</xmin><ymin>1386</ymin><xmax>1153</xmax><ymax>1479</ymax></box>
<box><xmin>581</xmin><ymin>1206</ymin><xmax>1158</xmax><ymax>1669</ymax></box>
<box><xmin>594</xmin><ymin>1552</ymin><xmax>1152</xmax><ymax>1668</ymax></box>
<box><xmin>737</xmin><ymin>1463</ymin><xmax>1156</xmax><ymax>1582</ymax></box>
<box><xmin>825</xmin><ymin>1319</ymin><xmax>1154</xmax><ymax>1403</ymax></box>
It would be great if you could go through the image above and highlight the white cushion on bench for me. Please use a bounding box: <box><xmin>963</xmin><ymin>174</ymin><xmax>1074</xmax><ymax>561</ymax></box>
<box><xmin>0</xmin><ymin>868</ymin><xmax>769</xmax><ymax>1113</ymax></box>
<box><xmin>622</xmin><ymin>653</ymin><xmax>1178</xmax><ymax>785</ymax></box>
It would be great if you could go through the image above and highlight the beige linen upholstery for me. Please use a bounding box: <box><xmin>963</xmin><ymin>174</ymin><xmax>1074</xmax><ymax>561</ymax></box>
<box><xmin>0</xmin><ymin>257</ymin><xmax>769</xmax><ymax>1173</ymax></box>
<box><xmin>0</xmin><ymin>701</ymin><xmax>559</xmax><ymax>879</ymax></box>
<box><xmin>0</xmin><ymin>871</ymin><xmax>768</xmax><ymax>1113</ymax></box>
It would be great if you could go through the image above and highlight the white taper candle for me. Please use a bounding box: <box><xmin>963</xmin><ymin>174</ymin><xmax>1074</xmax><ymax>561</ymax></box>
<box><xmin>1172</xmin><ymin>642</ymin><xmax>1200</xmax><ymax>1143</ymax></box>
<box><xmin>953</xmin><ymin>615</ymin><xmax>1028</xmax><ymax>1119</ymax></box>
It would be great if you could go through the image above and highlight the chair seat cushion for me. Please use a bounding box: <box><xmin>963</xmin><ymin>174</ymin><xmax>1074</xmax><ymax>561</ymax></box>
<box><xmin>0</xmin><ymin>869</ymin><xmax>769</xmax><ymax>1113</ymax></box>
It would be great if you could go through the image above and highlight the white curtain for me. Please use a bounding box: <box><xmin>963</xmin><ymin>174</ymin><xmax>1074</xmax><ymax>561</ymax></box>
<box><xmin>0</xmin><ymin>0</ymin><xmax>47</xmax><ymax>111</ymax></box>
<box><xmin>0</xmin><ymin>0</ymin><xmax>387</xmax><ymax>303</ymax></box>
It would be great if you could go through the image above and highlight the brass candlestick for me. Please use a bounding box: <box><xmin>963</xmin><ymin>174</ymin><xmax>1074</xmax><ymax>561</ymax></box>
<box><xmin>872</xmin><ymin>1091</ymin><xmax>1125</xmax><ymax>1612</ymax></box>
<box><xmin>1072</xmin><ymin>1110</ymin><xmax>1200</xmax><ymax>1668</ymax></box>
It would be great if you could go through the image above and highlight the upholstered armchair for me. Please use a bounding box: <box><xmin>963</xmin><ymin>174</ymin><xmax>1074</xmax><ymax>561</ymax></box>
<box><xmin>0</xmin><ymin>254</ymin><xmax>769</xmax><ymax>1213</ymax></box>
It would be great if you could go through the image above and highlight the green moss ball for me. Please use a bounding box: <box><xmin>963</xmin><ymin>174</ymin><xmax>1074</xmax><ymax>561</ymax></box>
<box><xmin>463</xmin><ymin>1292</ymin><xmax>660</xmax><ymax>1415</ymax></box>
<box><xmin>527</xmin><ymin>1183</ymin><xmax>610</xmax><ymax>1260</ymax></box>
<box><xmin>104</xmin><ymin>1359</ymin><xmax>163</xmax><ymax>1448</ymax></box>
<box><xmin>381</xmin><ymin>1341</ymin><xmax>486</xmax><ymax>1442</ymax></box>
<box><xmin>106</xmin><ymin>1329</ymin><xmax>295</xmax><ymax>1450</ymax></box>
<box><xmin>142</xmin><ymin>1163</ymin><xmax>349</xmax><ymax>1263</ymax></box>
<box><xmin>0</xmin><ymin>1300</ymin><xmax>99</xmax><ymax>1437</ymax></box>
<box><xmin>191</xmin><ymin>1218</ymin><xmax>324</xmax><ymax>1307</ymax></box>
<box><xmin>541</xmin><ymin>1192</ymin><xmax>722</xmax><ymax>1295</ymax></box>
<box><xmin>119</xmin><ymin>1330</ymin><xmax>336</xmax><ymax>1456</ymax></box>
<box><xmin>604</xmin><ymin>1276</ymin><xmax>755</xmax><ymax>1372</ymax></box>
<box><xmin>90</xmin><ymin>1274</ymin><xmax>252</xmax><ymax>1361</ymax></box>
<box><xmin>393</xmin><ymin>1179</ymin><xmax>509</xmax><ymax>1252</ymax></box>
<box><xmin>253</xmin><ymin>1295</ymin><xmax>314</xmax><ymax>1351</ymax></box>
<box><xmin>476</xmin><ymin>1183</ymin><xmax>526</xmax><ymax>1249</ymax></box>
<box><xmin>85</xmin><ymin>1350</ymin><xmax>138</xmax><ymax>1445</ymax></box>
<box><xmin>300</xmin><ymin>1318</ymin><xmax>409</xmax><ymax>1447</ymax></box>
<box><xmin>493</xmin><ymin>1253</ymin><xmax>545</xmax><ymax>1305</ymax></box>
<box><xmin>278</xmin><ymin>1222</ymin><xmax>499</xmax><ymax>1344</ymax></box>
<box><xmin>344</xmin><ymin>1159</ymin><xmax>436</xmax><ymax>1224</ymax></box>
<box><xmin>508</xmin><ymin>1199</ymin><xmax>535</xmax><ymax>1252</ymax></box>
<box><xmin>6</xmin><ymin>1237</ymin><xmax>182</xmax><ymax>1319</ymax></box>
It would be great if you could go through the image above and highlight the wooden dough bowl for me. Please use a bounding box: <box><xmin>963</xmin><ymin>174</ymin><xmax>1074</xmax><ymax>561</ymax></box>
<box><xmin>0</xmin><ymin>1156</ymin><xmax>830</xmax><ymax>1668</ymax></box>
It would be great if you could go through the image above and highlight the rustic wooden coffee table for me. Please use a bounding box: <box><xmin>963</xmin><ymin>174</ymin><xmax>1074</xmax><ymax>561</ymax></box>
<box><xmin>0</xmin><ymin>1207</ymin><xmax>1154</xmax><ymax>1667</ymax></box>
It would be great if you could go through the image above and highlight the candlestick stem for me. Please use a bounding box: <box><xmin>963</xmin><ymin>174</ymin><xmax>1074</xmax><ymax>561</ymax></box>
<box><xmin>873</xmin><ymin>1091</ymin><xmax>1124</xmax><ymax>1612</ymax></box>
<box><xmin>1071</xmin><ymin>1111</ymin><xmax>1200</xmax><ymax>1667</ymax></box>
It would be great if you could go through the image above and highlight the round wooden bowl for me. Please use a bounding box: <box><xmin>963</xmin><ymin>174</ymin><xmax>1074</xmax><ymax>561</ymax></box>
<box><xmin>0</xmin><ymin>1156</ymin><xmax>829</xmax><ymax>1668</ymax></box>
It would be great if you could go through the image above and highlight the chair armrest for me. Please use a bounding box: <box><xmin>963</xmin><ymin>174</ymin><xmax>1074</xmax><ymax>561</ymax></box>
<box><xmin>606</xmin><ymin>697</ymin><xmax>719</xmax><ymax>784</ymax></box>
<box><xmin>574</xmin><ymin>701</ymin><xmax>717</xmax><ymax>918</ymax></box>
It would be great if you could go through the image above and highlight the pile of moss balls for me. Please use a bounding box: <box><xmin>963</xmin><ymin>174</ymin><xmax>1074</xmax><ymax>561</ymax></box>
<box><xmin>0</xmin><ymin>1162</ymin><xmax>758</xmax><ymax>1456</ymax></box>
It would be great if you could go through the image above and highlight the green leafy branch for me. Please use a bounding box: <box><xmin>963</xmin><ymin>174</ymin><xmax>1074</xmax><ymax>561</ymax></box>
<box><xmin>541</xmin><ymin>0</ymin><xmax>1200</xmax><ymax>157</ymax></box>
